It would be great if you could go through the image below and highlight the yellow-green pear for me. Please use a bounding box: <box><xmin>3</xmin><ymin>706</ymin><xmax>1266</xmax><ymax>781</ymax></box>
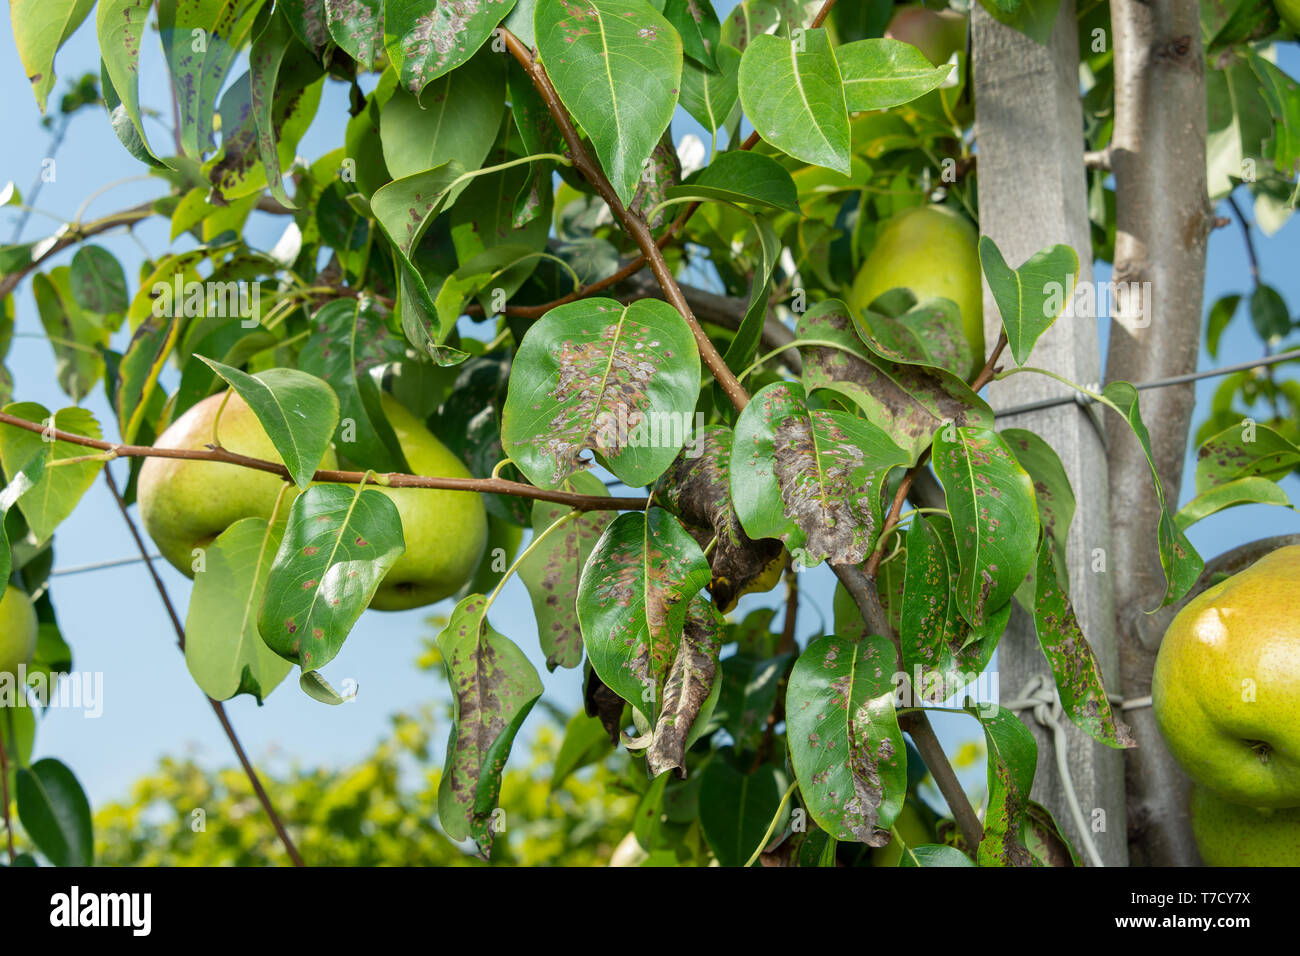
<box><xmin>847</xmin><ymin>205</ymin><xmax>984</xmax><ymax>377</ymax></box>
<box><xmin>0</xmin><ymin>585</ymin><xmax>38</xmax><ymax>677</ymax></box>
<box><xmin>886</xmin><ymin>6</ymin><xmax>967</xmax><ymax>68</ymax></box>
<box><xmin>367</xmin><ymin>394</ymin><xmax>487</xmax><ymax>611</ymax></box>
<box><xmin>1153</xmin><ymin>546</ymin><xmax>1300</xmax><ymax>808</ymax></box>
<box><xmin>871</xmin><ymin>798</ymin><xmax>934</xmax><ymax>866</ymax></box>
<box><xmin>138</xmin><ymin>390</ymin><xmax>339</xmax><ymax>576</ymax></box>
<box><xmin>1190</xmin><ymin>785</ymin><xmax>1300</xmax><ymax>866</ymax></box>
<box><xmin>1278</xmin><ymin>0</ymin><xmax>1300</xmax><ymax>35</ymax></box>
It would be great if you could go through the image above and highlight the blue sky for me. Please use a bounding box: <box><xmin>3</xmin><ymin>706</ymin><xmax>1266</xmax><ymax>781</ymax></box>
<box><xmin>1</xmin><ymin>8</ymin><xmax>1298</xmax><ymax>821</ymax></box>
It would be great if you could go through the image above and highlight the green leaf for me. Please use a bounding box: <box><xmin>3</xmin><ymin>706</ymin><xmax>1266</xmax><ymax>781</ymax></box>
<box><xmin>978</xmin><ymin>0</ymin><xmax>1060</xmax><ymax>47</ymax></box>
<box><xmin>186</xmin><ymin>516</ymin><xmax>294</xmax><ymax>703</ymax></box>
<box><xmin>738</xmin><ymin>28</ymin><xmax>850</xmax><ymax>175</ymax></box>
<box><xmin>645</xmin><ymin>596</ymin><xmax>724</xmax><ymax>777</ymax></box>
<box><xmin>69</xmin><ymin>246</ymin><xmax>128</xmax><ymax>317</ymax></box>
<box><xmin>97</xmin><ymin>0</ymin><xmax>161</xmax><ymax>160</ymax></box>
<box><xmin>730</xmin><ymin>381</ymin><xmax>910</xmax><ymax>567</ymax></box>
<box><xmin>798</xmin><ymin>299</ymin><xmax>990</xmax><ymax>464</ymax></box>
<box><xmin>249</xmin><ymin>9</ymin><xmax>310</xmax><ymax>208</ymax></box>
<box><xmin>669</xmin><ymin>150</ymin><xmax>800</xmax><ymax>213</ymax></box>
<box><xmin>1031</xmin><ymin>539</ymin><xmax>1134</xmax><ymax>749</ymax></box>
<box><xmin>1175</xmin><ymin>476</ymin><xmax>1293</xmax><ymax>530</ymax></box>
<box><xmin>1206</xmin><ymin>59</ymin><xmax>1275</xmax><ymax>199</ymax></box>
<box><xmin>325</xmin><ymin>0</ymin><xmax>385</xmax><ymax>70</ymax></box>
<box><xmin>1195</xmin><ymin>421</ymin><xmax>1300</xmax><ymax>492</ymax></box>
<box><xmin>786</xmin><ymin>633</ymin><xmax>907</xmax><ymax>845</ymax></box>
<box><xmin>716</xmin><ymin>652</ymin><xmax>791</xmax><ymax>753</ymax></box>
<box><xmin>115</xmin><ymin>316</ymin><xmax>179</xmax><ymax>444</ymax></box>
<box><xmin>158</xmin><ymin>0</ymin><xmax>269</xmax><ymax>158</ymax></box>
<box><xmin>664</xmin><ymin>0</ymin><xmax>721</xmax><ymax>69</ymax></box>
<box><xmin>1097</xmin><ymin>382</ymin><xmax>1203</xmax><ymax>605</ymax></box>
<box><xmin>0</xmin><ymin>446</ymin><xmax>50</xmax><ymax>585</ymax></box>
<box><xmin>501</xmin><ymin>297</ymin><xmax>701</xmax><ymax>490</ymax></box>
<box><xmin>1249</xmin><ymin>53</ymin><xmax>1300</xmax><ymax>177</ymax></box>
<box><xmin>379</xmin><ymin>49</ymin><xmax>505</xmax><ymax>181</ymax></box>
<box><xmin>550</xmin><ymin>710</ymin><xmax>615</xmax><ymax>792</ymax></box>
<box><xmin>10</xmin><ymin>0</ymin><xmax>95</xmax><ymax>113</ymax></box>
<box><xmin>978</xmin><ymin>236</ymin><xmax>1080</xmax><ymax>365</ymax></box>
<box><xmin>15</xmin><ymin>758</ymin><xmax>93</xmax><ymax>866</ymax></box>
<box><xmin>835</xmin><ymin>38</ymin><xmax>954</xmax><ymax>113</ymax></box>
<box><xmin>436</xmin><ymin>593</ymin><xmax>543</xmax><ymax>855</ymax></box>
<box><xmin>258</xmin><ymin>483</ymin><xmax>406</xmax><ymax>671</ymax></box>
<box><xmin>299</xmin><ymin>298</ymin><xmax>408</xmax><ymax>473</ymax></box>
<box><xmin>0</xmin><ymin>404</ymin><xmax>104</xmax><ymax>545</ymax></box>
<box><xmin>32</xmin><ymin>269</ymin><xmax>108</xmax><ymax>402</ymax></box>
<box><xmin>449</xmin><ymin>160</ymin><xmax>553</xmax><ymax>301</ymax></box>
<box><xmin>1205</xmin><ymin>293</ymin><xmax>1241</xmax><ymax>360</ymax></box>
<box><xmin>576</xmin><ymin>508</ymin><xmax>712</xmax><ymax>721</ymax></box>
<box><xmin>1250</xmin><ymin>284</ymin><xmax>1290</xmax><ymax>341</ymax></box>
<box><xmin>699</xmin><ymin>759</ymin><xmax>783</xmax><ymax>866</ymax></box>
<box><xmin>899</xmin><ymin>843</ymin><xmax>975</xmax><ymax>867</ymax></box>
<box><xmin>198</xmin><ymin>357</ymin><xmax>340</xmax><ymax>489</ymax></box>
<box><xmin>1001</xmin><ymin>427</ymin><xmax>1074</xmax><ymax>551</ymax></box>
<box><xmin>679</xmin><ymin>42</ymin><xmax>740</xmax><ymax>131</ymax></box>
<box><xmin>716</xmin><ymin>215</ymin><xmax>781</xmax><ymax>398</ymax></box>
<box><xmin>971</xmin><ymin>703</ymin><xmax>1037</xmax><ymax>866</ymax></box>
<box><xmin>931</xmin><ymin>425</ymin><xmax>1039</xmax><ymax>626</ymax></box>
<box><xmin>535</xmin><ymin>0</ymin><xmax>684</xmax><ymax>207</ymax></box>
<box><xmin>384</xmin><ymin>0</ymin><xmax>515</xmax><ymax>95</ymax></box>
<box><xmin>516</xmin><ymin>472</ymin><xmax>613</xmax><ymax>671</ymax></box>
<box><xmin>298</xmin><ymin>669</ymin><xmax>353</xmax><ymax>704</ymax></box>
<box><xmin>854</xmin><ymin>297</ymin><xmax>974</xmax><ymax>382</ymax></box>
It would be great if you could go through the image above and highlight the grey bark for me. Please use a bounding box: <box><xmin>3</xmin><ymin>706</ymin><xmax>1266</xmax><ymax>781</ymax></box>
<box><xmin>1106</xmin><ymin>0</ymin><xmax>1212</xmax><ymax>867</ymax></box>
<box><xmin>973</xmin><ymin>0</ymin><xmax>1127</xmax><ymax>865</ymax></box>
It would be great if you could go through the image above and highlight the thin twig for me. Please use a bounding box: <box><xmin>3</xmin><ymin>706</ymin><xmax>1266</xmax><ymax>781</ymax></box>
<box><xmin>0</xmin><ymin>709</ymin><xmax>15</xmax><ymax>862</ymax></box>
<box><xmin>1226</xmin><ymin>194</ymin><xmax>1260</xmax><ymax>287</ymax></box>
<box><xmin>102</xmin><ymin>466</ymin><xmax>306</xmax><ymax>867</ymax></box>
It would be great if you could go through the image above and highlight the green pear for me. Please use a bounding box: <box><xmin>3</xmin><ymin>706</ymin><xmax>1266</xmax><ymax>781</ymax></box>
<box><xmin>871</xmin><ymin>798</ymin><xmax>935</xmax><ymax>866</ymax></box>
<box><xmin>886</xmin><ymin>6</ymin><xmax>967</xmax><ymax>68</ymax></box>
<box><xmin>847</xmin><ymin>205</ymin><xmax>984</xmax><ymax>377</ymax></box>
<box><xmin>1190</xmin><ymin>785</ymin><xmax>1300</xmax><ymax>866</ymax></box>
<box><xmin>367</xmin><ymin>394</ymin><xmax>487</xmax><ymax>611</ymax></box>
<box><xmin>1278</xmin><ymin>0</ymin><xmax>1300</xmax><ymax>35</ymax></box>
<box><xmin>138</xmin><ymin>390</ymin><xmax>339</xmax><ymax>576</ymax></box>
<box><xmin>0</xmin><ymin>585</ymin><xmax>38</xmax><ymax>677</ymax></box>
<box><xmin>1153</xmin><ymin>545</ymin><xmax>1300</xmax><ymax>807</ymax></box>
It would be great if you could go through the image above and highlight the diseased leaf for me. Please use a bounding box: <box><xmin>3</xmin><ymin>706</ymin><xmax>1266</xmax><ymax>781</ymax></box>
<box><xmin>534</xmin><ymin>0</ymin><xmax>683</xmax><ymax>207</ymax></box>
<box><xmin>854</xmin><ymin>297</ymin><xmax>973</xmax><ymax>380</ymax></box>
<box><xmin>69</xmin><ymin>246</ymin><xmax>129</xmax><ymax>317</ymax></box>
<box><xmin>436</xmin><ymin>593</ymin><xmax>542</xmax><ymax>855</ymax></box>
<box><xmin>0</xmin><ymin>404</ymin><xmax>104</xmax><ymax>544</ymax></box>
<box><xmin>97</xmin><ymin>0</ymin><xmax>161</xmax><ymax>160</ymax></box>
<box><xmin>516</xmin><ymin>472</ymin><xmax>612</xmax><ymax>671</ymax></box>
<box><xmin>738</xmin><ymin>28</ymin><xmax>850</xmax><ymax>175</ymax></box>
<box><xmin>115</xmin><ymin>315</ymin><xmax>179</xmax><ymax>444</ymax></box>
<box><xmin>730</xmin><ymin>381</ymin><xmax>911</xmax><ymax>567</ymax></box>
<box><xmin>978</xmin><ymin>237</ymin><xmax>1080</xmax><ymax>366</ymax></box>
<box><xmin>646</xmin><ymin>596</ymin><xmax>724</xmax><ymax>777</ymax></box>
<box><xmin>1032</xmin><ymin>540</ymin><xmax>1134</xmax><ymax>749</ymax></box>
<box><xmin>1001</xmin><ymin>427</ymin><xmax>1074</xmax><ymax>552</ymax></box>
<box><xmin>971</xmin><ymin>703</ymin><xmax>1037</xmax><ymax>867</ymax></box>
<box><xmin>786</xmin><ymin>633</ymin><xmax>907</xmax><ymax>846</ymax></box>
<box><xmin>629</xmin><ymin>132</ymin><xmax>682</xmax><ymax>230</ymax></box>
<box><xmin>186</xmin><ymin>515</ymin><xmax>294</xmax><ymax>703</ymax></box>
<box><xmin>11</xmin><ymin>0</ymin><xmax>95</xmax><ymax>113</ymax></box>
<box><xmin>576</xmin><ymin>508</ymin><xmax>712</xmax><ymax>721</ymax></box>
<box><xmin>1195</xmin><ymin>420</ymin><xmax>1300</xmax><ymax>492</ymax></box>
<box><xmin>249</xmin><ymin>9</ymin><xmax>325</xmax><ymax>207</ymax></box>
<box><xmin>280</xmin><ymin>0</ymin><xmax>331</xmax><ymax>54</ymax></box>
<box><xmin>798</xmin><ymin>299</ymin><xmax>990</xmax><ymax>464</ymax></box>
<box><xmin>32</xmin><ymin>269</ymin><xmax>108</xmax><ymax>402</ymax></box>
<box><xmin>835</xmin><ymin>38</ymin><xmax>953</xmax><ymax>113</ymax></box>
<box><xmin>931</xmin><ymin>425</ymin><xmax>1039</xmax><ymax>627</ymax></box>
<box><xmin>501</xmin><ymin>297</ymin><xmax>701</xmax><ymax>490</ymax></box>
<box><xmin>258</xmin><ymin>483</ymin><xmax>406</xmax><ymax>671</ymax></box>
<box><xmin>384</xmin><ymin>0</ymin><xmax>516</xmax><ymax>95</ymax></box>
<box><xmin>325</xmin><ymin>0</ymin><xmax>385</xmax><ymax>69</ymax></box>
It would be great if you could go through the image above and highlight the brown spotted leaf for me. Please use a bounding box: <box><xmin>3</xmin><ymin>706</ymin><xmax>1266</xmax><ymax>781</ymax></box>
<box><xmin>731</xmin><ymin>381</ymin><xmax>910</xmax><ymax>567</ymax></box>
<box><xmin>576</xmin><ymin>507</ymin><xmax>712</xmax><ymax>722</ymax></box>
<box><xmin>656</xmin><ymin>424</ymin><xmax>784</xmax><ymax>612</ymax></box>
<box><xmin>786</xmin><ymin>633</ymin><xmax>906</xmax><ymax>846</ymax></box>
<box><xmin>584</xmin><ymin>665</ymin><xmax>626</xmax><ymax>743</ymax></box>
<box><xmin>516</xmin><ymin>471</ymin><xmax>613</xmax><ymax>671</ymax></box>
<box><xmin>630</xmin><ymin>131</ymin><xmax>682</xmax><ymax>230</ymax></box>
<box><xmin>1032</xmin><ymin>539</ymin><xmax>1135</xmax><ymax>749</ymax></box>
<box><xmin>258</xmin><ymin>484</ymin><xmax>406</xmax><ymax>671</ymax></box>
<box><xmin>646</xmin><ymin>596</ymin><xmax>724</xmax><ymax>777</ymax></box>
<box><xmin>852</xmin><ymin>297</ymin><xmax>973</xmax><ymax>378</ymax></box>
<box><xmin>970</xmin><ymin>703</ymin><xmax>1038</xmax><ymax>867</ymax></box>
<box><xmin>325</xmin><ymin>0</ymin><xmax>384</xmax><ymax>69</ymax></box>
<box><xmin>501</xmin><ymin>297</ymin><xmax>701</xmax><ymax>490</ymax></box>
<box><xmin>384</xmin><ymin>0</ymin><xmax>515</xmax><ymax>95</ymax></box>
<box><xmin>798</xmin><ymin>299</ymin><xmax>991</xmax><ymax>464</ymax></box>
<box><xmin>436</xmin><ymin>593</ymin><xmax>543</xmax><ymax>856</ymax></box>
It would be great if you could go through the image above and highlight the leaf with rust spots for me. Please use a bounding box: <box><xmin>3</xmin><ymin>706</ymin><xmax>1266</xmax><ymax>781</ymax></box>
<box><xmin>258</xmin><ymin>484</ymin><xmax>405</xmax><ymax>671</ymax></box>
<box><xmin>1032</xmin><ymin>540</ymin><xmax>1135</xmax><ymax>749</ymax></box>
<box><xmin>1023</xmin><ymin>801</ymin><xmax>1080</xmax><ymax>867</ymax></box>
<box><xmin>970</xmin><ymin>703</ymin><xmax>1038</xmax><ymax>867</ymax></box>
<box><xmin>1194</xmin><ymin>420</ymin><xmax>1300</xmax><ymax>493</ymax></box>
<box><xmin>501</xmin><ymin>297</ymin><xmax>701</xmax><ymax>491</ymax></box>
<box><xmin>384</xmin><ymin>0</ymin><xmax>517</xmax><ymax>95</ymax></box>
<box><xmin>325</xmin><ymin>0</ymin><xmax>385</xmax><ymax>69</ymax></box>
<box><xmin>798</xmin><ymin>300</ymin><xmax>991</xmax><ymax>464</ymax></box>
<box><xmin>900</xmin><ymin>515</ymin><xmax>1008</xmax><ymax>706</ymax></box>
<box><xmin>931</xmin><ymin>425</ymin><xmax>1039</xmax><ymax>628</ymax></box>
<box><xmin>583</xmin><ymin>665</ymin><xmax>626</xmax><ymax>744</ymax></box>
<box><xmin>657</xmin><ymin>425</ymin><xmax>784</xmax><ymax>611</ymax></box>
<box><xmin>630</xmin><ymin>131</ymin><xmax>682</xmax><ymax>230</ymax></box>
<box><xmin>517</xmin><ymin>472</ymin><xmax>612</xmax><ymax>670</ymax></box>
<box><xmin>852</xmin><ymin>296</ymin><xmax>973</xmax><ymax>377</ymax></box>
<box><xmin>1001</xmin><ymin>428</ymin><xmax>1075</xmax><ymax>555</ymax></box>
<box><xmin>577</xmin><ymin>508</ymin><xmax>712</xmax><ymax>723</ymax></box>
<box><xmin>436</xmin><ymin>593</ymin><xmax>542</xmax><ymax>857</ymax></box>
<box><xmin>281</xmin><ymin>0</ymin><xmax>332</xmax><ymax>55</ymax></box>
<box><xmin>731</xmin><ymin>381</ymin><xmax>910</xmax><ymax>567</ymax></box>
<box><xmin>786</xmin><ymin>634</ymin><xmax>906</xmax><ymax>846</ymax></box>
<box><xmin>646</xmin><ymin>597</ymin><xmax>724</xmax><ymax>777</ymax></box>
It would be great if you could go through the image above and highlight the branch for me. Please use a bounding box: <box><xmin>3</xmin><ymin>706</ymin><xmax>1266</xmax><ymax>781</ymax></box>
<box><xmin>102</xmin><ymin>465</ymin><xmax>305</xmax><ymax>867</ymax></box>
<box><xmin>0</xmin><ymin>411</ymin><xmax>648</xmax><ymax>512</ymax></box>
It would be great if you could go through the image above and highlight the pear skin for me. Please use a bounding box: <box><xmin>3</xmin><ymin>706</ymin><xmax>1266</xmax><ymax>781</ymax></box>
<box><xmin>1153</xmin><ymin>545</ymin><xmax>1300</xmax><ymax>807</ymax></box>
<box><xmin>0</xmin><ymin>585</ymin><xmax>38</xmax><ymax>677</ymax></box>
<box><xmin>138</xmin><ymin>391</ymin><xmax>338</xmax><ymax>576</ymax></box>
<box><xmin>1190</xmin><ymin>785</ymin><xmax>1300</xmax><ymax>866</ymax></box>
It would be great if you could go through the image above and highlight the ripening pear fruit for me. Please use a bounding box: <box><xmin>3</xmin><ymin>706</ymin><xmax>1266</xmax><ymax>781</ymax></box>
<box><xmin>137</xmin><ymin>391</ymin><xmax>339</xmax><ymax>576</ymax></box>
<box><xmin>1277</xmin><ymin>0</ymin><xmax>1300</xmax><ymax>35</ymax></box>
<box><xmin>0</xmin><ymin>585</ymin><xmax>38</xmax><ymax>677</ymax></box>
<box><xmin>847</xmin><ymin>205</ymin><xmax>984</xmax><ymax>377</ymax></box>
<box><xmin>886</xmin><ymin>6</ymin><xmax>967</xmax><ymax>68</ymax></box>
<box><xmin>1152</xmin><ymin>545</ymin><xmax>1300</xmax><ymax>808</ymax></box>
<box><xmin>1190</xmin><ymin>785</ymin><xmax>1300</xmax><ymax>866</ymax></box>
